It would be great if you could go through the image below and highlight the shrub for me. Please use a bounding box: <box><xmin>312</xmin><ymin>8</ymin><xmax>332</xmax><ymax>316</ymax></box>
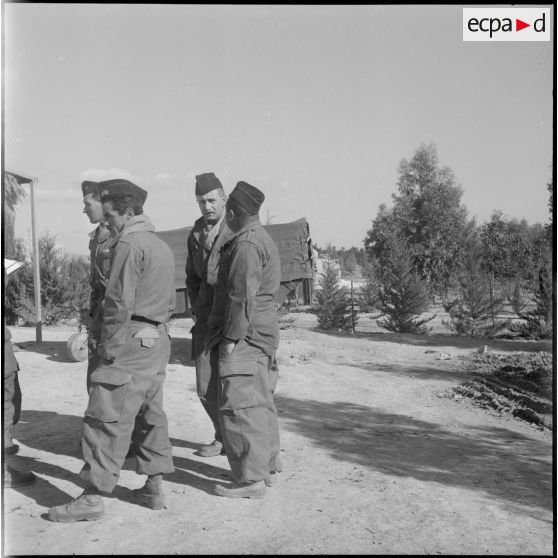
<box><xmin>6</xmin><ymin>232</ymin><xmax>91</xmax><ymax>326</ymax></box>
<box><xmin>376</xmin><ymin>239</ymin><xmax>435</xmax><ymax>334</ymax></box>
<box><xmin>358</xmin><ymin>261</ymin><xmax>380</xmax><ymax>313</ymax></box>
<box><xmin>508</xmin><ymin>262</ymin><xmax>553</xmax><ymax>339</ymax></box>
<box><xmin>443</xmin><ymin>247</ymin><xmax>507</xmax><ymax>337</ymax></box>
<box><xmin>314</xmin><ymin>262</ymin><xmax>357</xmax><ymax>332</ymax></box>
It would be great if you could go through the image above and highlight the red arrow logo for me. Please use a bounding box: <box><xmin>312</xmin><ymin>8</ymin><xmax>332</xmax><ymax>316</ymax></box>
<box><xmin>516</xmin><ymin>19</ymin><xmax>530</xmax><ymax>31</ymax></box>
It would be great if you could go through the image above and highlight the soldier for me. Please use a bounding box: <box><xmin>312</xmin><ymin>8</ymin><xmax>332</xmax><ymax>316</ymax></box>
<box><xmin>49</xmin><ymin>179</ymin><xmax>176</xmax><ymax>522</ymax></box>
<box><xmin>206</xmin><ymin>181</ymin><xmax>282</xmax><ymax>499</ymax></box>
<box><xmin>81</xmin><ymin>180</ymin><xmax>113</xmax><ymax>392</ymax></box>
<box><xmin>3</xmin><ymin>260</ymin><xmax>36</xmax><ymax>488</ymax></box>
<box><xmin>186</xmin><ymin>172</ymin><xmax>232</xmax><ymax>457</ymax></box>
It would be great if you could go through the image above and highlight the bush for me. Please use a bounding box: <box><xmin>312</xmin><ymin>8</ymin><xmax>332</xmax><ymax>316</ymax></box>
<box><xmin>376</xmin><ymin>239</ymin><xmax>435</xmax><ymax>334</ymax></box>
<box><xmin>6</xmin><ymin>232</ymin><xmax>91</xmax><ymax>326</ymax></box>
<box><xmin>358</xmin><ymin>261</ymin><xmax>380</xmax><ymax>313</ymax></box>
<box><xmin>443</xmin><ymin>247</ymin><xmax>507</xmax><ymax>337</ymax></box>
<box><xmin>314</xmin><ymin>262</ymin><xmax>357</xmax><ymax>332</ymax></box>
<box><xmin>508</xmin><ymin>262</ymin><xmax>553</xmax><ymax>339</ymax></box>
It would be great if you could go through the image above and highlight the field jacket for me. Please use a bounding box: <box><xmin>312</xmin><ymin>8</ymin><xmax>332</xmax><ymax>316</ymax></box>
<box><xmin>88</xmin><ymin>222</ymin><xmax>113</xmax><ymax>340</ymax></box>
<box><xmin>99</xmin><ymin>215</ymin><xmax>176</xmax><ymax>362</ymax></box>
<box><xmin>206</xmin><ymin>218</ymin><xmax>281</xmax><ymax>357</ymax></box>
<box><xmin>185</xmin><ymin>215</ymin><xmax>233</xmax><ymax>323</ymax></box>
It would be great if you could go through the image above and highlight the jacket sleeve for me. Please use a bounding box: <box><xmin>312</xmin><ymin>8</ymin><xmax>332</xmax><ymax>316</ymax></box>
<box><xmin>99</xmin><ymin>240</ymin><xmax>141</xmax><ymax>361</ymax></box>
<box><xmin>185</xmin><ymin>234</ymin><xmax>201</xmax><ymax>313</ymax></box>
<box><xmin>223</xmin><ymin>240</ymin><xmax>262</xmax><ymax>342</ymax></box>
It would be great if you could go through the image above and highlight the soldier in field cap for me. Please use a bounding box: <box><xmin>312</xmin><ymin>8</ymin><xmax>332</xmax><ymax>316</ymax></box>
<box><xmin>49</xmin><ymin>178</ymin><xmax>176</xmax><ymax>522</ymax></box>
<box><xmin>81</xmin><ymin>180</ymin><xmax>113</xmax><ymax>392</ymax></box>
<box><xmin>186</xmin><ymin>172</ymin><xmax>233</xmax><ymax>457</ymax></box>
<box><xmin>206</xmin><ymin>180</ymin><xmax>282</xmax><ymax>499</ymax></box>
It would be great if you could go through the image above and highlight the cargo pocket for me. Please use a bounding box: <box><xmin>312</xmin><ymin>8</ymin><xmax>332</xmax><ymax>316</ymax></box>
<box><xmin>85</xmin><ymin>368</ymin><xmax>132</xmax><ymax>422</ymax></box>
<box><xmin>133</xmin><ymin>326</ymin><xmax>160</xmax><ymax>349</ymax></box>
<box><xmin>218</xmin><ymin>358</ymin><xmax>257</xmax><ymax>411</ymax></box>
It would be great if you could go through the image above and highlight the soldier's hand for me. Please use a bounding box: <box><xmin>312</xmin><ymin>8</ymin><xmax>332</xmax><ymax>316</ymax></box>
<box><xmin>88</xmin><ymin>337</ymin><xmax>97</xmax><ymax>351</ymax></box>
<box><xmin>223</xmin><ymin>339</ymin><xmax>237</xmax><ymax>355</ymax></box>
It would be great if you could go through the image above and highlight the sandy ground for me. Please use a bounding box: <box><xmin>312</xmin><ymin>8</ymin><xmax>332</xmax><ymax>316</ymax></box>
<box><xmin>2</xmin><ymin>314</ymin><xmax>554</xmax><ymax>555</ymax></box>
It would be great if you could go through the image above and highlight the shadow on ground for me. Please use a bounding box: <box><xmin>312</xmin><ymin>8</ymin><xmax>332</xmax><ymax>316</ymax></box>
<box><xmin>13</xmin><ymin>411</ymin><xmax>224</xmax><ymax>502</ymax></box>
<box><xmin>275</xmin><ymin>395</ymin><xmax>553</xmax><ymax>517</ymax></box>
<box><xmin>303</xmin><ymin>328</ymin><xmax>551</xmax><ymax>354</ymax></box>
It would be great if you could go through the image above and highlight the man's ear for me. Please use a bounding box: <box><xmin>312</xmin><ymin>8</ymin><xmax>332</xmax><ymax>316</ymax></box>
<box><xmin>126</xmin><ymin>207</ymin><xmax>135</xmax><ymax>217</ymax></box>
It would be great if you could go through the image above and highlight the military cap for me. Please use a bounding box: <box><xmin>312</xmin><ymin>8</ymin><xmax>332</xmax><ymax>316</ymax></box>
<box><xmin>98</xmin><ymin>179</ymin><xmax>148</xmax><ymax>206</ymax></box>
<box><xmin>81</xmin><ymin>181</ymin><xmax>100</xmax><ymax>197</ymax></box>
<box><xmin>195</xmin><ymin>172</ymin><xmax>223</xmax><ymax>196</ymax></box>
<box><xmin>229</xmin><ymin>181</ymin><xmax>265</xmax><ymax>215</ymax></box>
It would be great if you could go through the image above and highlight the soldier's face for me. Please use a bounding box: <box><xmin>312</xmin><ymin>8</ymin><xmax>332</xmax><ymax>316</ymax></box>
<box><xmin>83</xmin><ymin>194</ymin><xmax>103</xmax><ymax>224</ymax></box>
<box><xmin>102</xmin><ymin>201</ymin><xmax>132</xmax><ymax>233</ymax></box>
<box><xmin>196</xmin><ymin>189</ymin><xmax>226</xmax><ymax>225</ymax></box>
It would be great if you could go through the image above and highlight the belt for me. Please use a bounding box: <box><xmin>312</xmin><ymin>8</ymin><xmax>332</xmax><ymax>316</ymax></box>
<box><xmin>131</xmin><ymin>315</ymin><xmax>161</xmax><ymax>326</ymax></box>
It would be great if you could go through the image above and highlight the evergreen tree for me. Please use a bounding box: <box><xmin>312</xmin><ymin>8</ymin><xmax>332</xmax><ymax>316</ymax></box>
<box><xmin>358</xmin><ymin>259</ymin><xmax>380</xmax><ymax>312</ymax></box>
<box><xmin>443</xmin><ymin>243</ymin><xmax>506</xmax><ymax>337</ymax></box>
<box><xmin>376</xmin><ymin>238</ymin><xmax>435</xmax><ymax>334</ymax></box>
<box><xmin>314</xmin><ymin>262</ymin><xmax>356</xmax><ymax>332</ymax></box>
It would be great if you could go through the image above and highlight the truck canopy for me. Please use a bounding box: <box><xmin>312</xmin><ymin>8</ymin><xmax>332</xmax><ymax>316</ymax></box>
<box><xmin>155</xmin><ymin>217</ymin><xmax>314</xmax><ymax>312</ymax></box>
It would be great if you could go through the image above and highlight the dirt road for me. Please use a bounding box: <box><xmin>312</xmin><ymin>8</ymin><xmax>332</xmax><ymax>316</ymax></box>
<box><xmin>3</xmin><ymin>316</ymin><xmax>553</xmax><ymax>555</ymax></box>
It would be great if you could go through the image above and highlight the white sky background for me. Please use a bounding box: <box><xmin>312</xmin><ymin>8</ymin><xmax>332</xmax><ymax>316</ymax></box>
<box><xmin>3</xmin><ymin>4</ymin><xmax>554</xmax><ymax>256</ymax></box>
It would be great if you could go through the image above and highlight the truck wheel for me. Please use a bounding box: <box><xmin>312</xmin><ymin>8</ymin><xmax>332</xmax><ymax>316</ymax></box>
<box><xmin>66</xmin><ymin>332</ymin><xmax>89</xmax><ymax>362</ymax></box>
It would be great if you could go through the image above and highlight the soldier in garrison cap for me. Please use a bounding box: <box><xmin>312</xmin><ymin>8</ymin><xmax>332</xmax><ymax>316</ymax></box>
<box><xmin>185</xmin><ymin>172</ymin><xmax>233</xmax><ymax>458</ymax></box>
<box><xmin>206</xmin><ymin>181</ymin><xmax>282</xmax><ymax>499</ymax></box>
<box><xmin>81</xmin><ymin>180</ymin><xmax>114</xmax><ymax>392</ymax></box>
<box><xmin>49</xmin><ymin>179</ymin><xmax>176</xmax><ymax>522</ymax></box>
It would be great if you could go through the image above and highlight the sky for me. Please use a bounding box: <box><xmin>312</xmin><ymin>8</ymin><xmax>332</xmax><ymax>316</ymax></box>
<box><xmin>3</xmin><ymin>4</ymin><xmax>554</xmax><ymax>256</ymax></box>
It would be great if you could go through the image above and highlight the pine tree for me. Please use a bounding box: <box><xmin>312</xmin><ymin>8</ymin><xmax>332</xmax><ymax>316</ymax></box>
<box><xmin>314</xmin><ymin>262</ymin><xmax>356</xmax><ymax>332</ymax></box>
<box><xmin>443</xmin><ymin>245</ymin><xmax>506</xmax><ymax>337</ymax></box>
<box><xmin>358</xmin><ymin>260</ymin><xmax>380</xmax><ymax>312</ymax></box>
<box><xmin>376</xmin><ymin>239</ymin><xmax>435</xmax><ymax>334</ymax></box>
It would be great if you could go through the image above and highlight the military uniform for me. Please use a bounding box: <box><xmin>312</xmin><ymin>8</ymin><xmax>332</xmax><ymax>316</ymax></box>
<box><xmin>207</xmin><ymin>218</ymin><xmax>281</xmax><ymax>485</ymax></box>
<box><xmin>79</xmin><ymin>214</ymin><xmax>176</xmax><ymax>493</ymax></box>
<box><xmin>3</xmin><ymin>324</ymin><xmax>22</xmax><ymax>450</ymax></box>
<box><xmin>86</xmin><ymin>222</ymin><xmax>113</xmax><ymax>391</ymax></box>
<box><xmin>186</xmin><ymin>214</ymin><xmax>233</xmax><ymax>444</ymax></box>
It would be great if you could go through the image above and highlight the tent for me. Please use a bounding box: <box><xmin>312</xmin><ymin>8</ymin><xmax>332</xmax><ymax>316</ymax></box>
<box><xmin>155</xmin><ymin>218</ymin><xmax>314</xmax><ymax>316</ymax></box>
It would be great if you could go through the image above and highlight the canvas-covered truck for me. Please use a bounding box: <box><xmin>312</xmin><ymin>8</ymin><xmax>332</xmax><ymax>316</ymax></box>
<box><xmin>66</xmin><ymin>217</ymin><xmax>314</xmax><ymax>361</ymax></box>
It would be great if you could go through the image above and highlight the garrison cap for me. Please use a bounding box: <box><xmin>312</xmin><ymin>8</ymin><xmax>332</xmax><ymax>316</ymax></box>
<box><xmin>81</xmin><ymin>181</ymin><xmax>100</xmax><ymax>197</ymax></box>
<box><xmin>195</xmin><ymin>172</ymin><xmax>223</xmax><ymax>196</ymax></box>
<box><xmin>229</xmin><ymin>181</ymin><xmax>265</xmax><ymax>215</ymax></box>
<box><xmin>99</xmin><ymin>179</ymin><xmax>148</xmax><ymax>206</ymax></box>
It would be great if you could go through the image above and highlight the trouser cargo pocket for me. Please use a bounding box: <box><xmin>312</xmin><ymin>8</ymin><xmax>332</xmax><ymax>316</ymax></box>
<box><xmin>218</xmin><ymin>358</ymin><xmax>258</xmax><ymax>411</ymax></box>
<box><xmin>85</xmin><ymin>367</ymin><xmax>132</xmax><ymax>422</ymax></box>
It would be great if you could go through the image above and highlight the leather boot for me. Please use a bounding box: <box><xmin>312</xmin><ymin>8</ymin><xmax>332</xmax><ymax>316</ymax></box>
<box><xmin>48</xmin><ymin>487</ymin><xmax>105</xmax><ymax>523</ymax></box>
<box><xmin>214</xmin><ymin>480</ymin><xmax>266</xmax><ymax>499</ymax></box>
<box><xmin>133</xmin><ymin>475</ymin><xmax>165</xmax><ymax>510</ymax></box>
<box><xmin>197</xmin><ymin>440</ymin><xmax>225</xmax><ymax>457</ymax></box>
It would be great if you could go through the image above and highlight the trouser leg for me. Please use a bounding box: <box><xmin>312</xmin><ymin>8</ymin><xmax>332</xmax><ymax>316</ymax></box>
<box><xmin>86</xmin><ymin>346</ymin><xmax>101</xmax><ymax>394</ymax></box>
<box><xmin>80</xmin><ymin>326</ymin><xmax>174</xmax><ymax>493</ymax></box>
<box><xmin>267</xmin><ymin>356</ymin><xmax>281</xmax><ymax>473</ymax></box>
<box><xmin>3</xmin><ymin>370</ymin><xmax>21</xmax><ymax>449</ymax></box>
<box><xmin>218</xmin><ymin>344</ymin><xmax>277</xmax><ymax>483</ymax></box>
<box><xmin>133</xmin><ymin>372</ymin><xmax>174</xmax><ymax>477</ymax></box>
<box><xmin>195</xmin><ymin>347</ymin><xmax>221</xmax><ymax>442</ymax></box>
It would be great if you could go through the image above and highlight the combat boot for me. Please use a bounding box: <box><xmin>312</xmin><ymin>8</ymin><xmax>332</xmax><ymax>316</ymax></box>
<box><xmin>48</xmin><ymin>487</ymin><xmax>105</xmax><ymax>523</ymax></box>
<box><xmin>197</xmin><ymin>440</ymin><xmax>225</xmax><ymax>457</ymax></box>
<box><xmin>214</xmin><ymin>480</ymin><xmax>266</xmax><ymax>499</ymax></box>
<box><xmin>264</xmin><ymin>473</ymin><xmax>278</xmax><ymax>487</ymax></box>
<box><xmin>133</xmin><ymin>474</ymin><xmax>165</xmax><ymax>510</ymax></box>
